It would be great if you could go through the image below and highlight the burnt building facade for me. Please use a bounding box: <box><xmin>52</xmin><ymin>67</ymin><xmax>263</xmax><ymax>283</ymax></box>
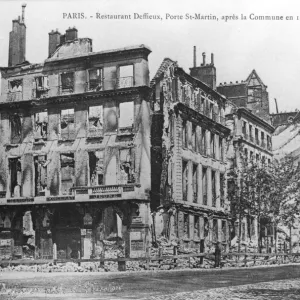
<box><xmin>0</xmin><ymin>7</ymin><xmax>152</xmax><ymax>259</ymax></box>
<box><xmin>151</xmin><ymin>52</ymin><xmax>231</xmax><ymax>250</ymax></box>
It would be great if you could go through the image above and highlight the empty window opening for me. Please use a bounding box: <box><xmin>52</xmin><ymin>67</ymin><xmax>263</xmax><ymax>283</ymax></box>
<box><xmin>89</xmin><ymin>151</ymin><xmax>104</xmax><ymax>186</ymax></box>
<box><xmin>10</xmin><ymin>114</ymin><xmax>22</xmax><ymax>144</ymax></box>
<box><xmin>192</xmin><ymin>164</ymin><xmax>198</xmax><ymax>203</ymax></box>
<box><xmin>60</xmin><ymin>109</ymin><xmax>75</xmax><ymax>140</ymax></box>
<box><xmin>34</xmin><ymin>76</ymin><xmax>49</xmax><ymax>98</ymax></box>
<box><xmin>118</xmin><ymin>65</ymin><xmax>133</xmax><ymax>88</ymax></box>
<box><xmin>221</xmin><ymin>221</ymin><xmax>226</xmax><ymax>242</ymax></box>
<box><xmin>60</xmin><ymin>153</ymin><xmax>75</xmax><ymax>195</ymax></box>
<box><xmin>211</xmin><ymin>133</ymin><xmax>215</xmax><ymax>158</ymax></box>
<box><xmin>213</xmin><ymin>219</ymin><xmax>218</xmax><ymax>243</ymax></box>
<box><xmin>88</xmin><ymin>105</ymin><xmax>103</xmax><ymax>136</ymax></box>
<box><xmin>119</xmin><ymin>101</ymin><xmax>134</xmax><ymax>130</ymax></box>
<box><xmin>201</xmin><ymin>128</ymin><xmax>206</xmax><ymax>155</ymax></box>
<box><xmin>34</xmin><ymin>155</ymin><xmax>48</xmax><ymax>196</ymax></box>
<box><xmin>88</xmin><ymin>69</ymin><xmax>103</xmax><ymax>91</ymax></box>
<box><xmin>183</xmin><ymin>214</ymin><xmax>189</xmax><ymax>239</ymax></box>
<box><xmin>34</xmin><ymin>110</ymin><xmax>48</xmax><ymax>140</ymax></box>
<box><xmin>202</xmin><ymin>167</ymin><xmax>207</xmax><ymax>205</ymax></box>
<box><xmin>61</xmin><ymin>72</ymin><xmax>74</xmax><ymax>92</ymax></box>
<box><xmin>182</xmin><ymin>161</ymin><xmax>188</xmax><ymax>201</ymax></box>
<box><xmin>220</xmin><ymin>173</ymin><xmax>225</xmax><ymax>208</ymax></box>
<box><xmin>194</xmin><ymin>216</ymin><xmax>200</xmax><ymax>239</ymax></box>
<box><xmin>119</xmin><ymin>148</ymin><xmax>135</xmax><ymax>184</ymax></box>
<box><xmin>192</xmin><ymin>124</ymin><xmax>197</xmax><ymax>151</ymax></box>
<box><xmin>9</xmin><ymin>79</ymin><xmax>23</xmax><ymax>92</ymax></box>
<box><xmin>9</xmin><ymin>158</ymin><xmax>22</xmax><ymax>198</ymax></box>
<box><xmin>212</xmin><ymin>170</ymin><xmax>216</xmax><ymax>207</ymax></box>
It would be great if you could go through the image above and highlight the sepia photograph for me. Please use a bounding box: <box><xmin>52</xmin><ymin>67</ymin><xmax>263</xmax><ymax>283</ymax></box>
<box><xmin>1</xmin><ymin>0</ymin><xmax>300</xmax><ymax>299</ymax></box>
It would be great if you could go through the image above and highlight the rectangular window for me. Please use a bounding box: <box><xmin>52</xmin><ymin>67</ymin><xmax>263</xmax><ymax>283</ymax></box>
<box><xmin>192</xmin><ymin>164</ymin><xmax>198</xmax><ymax>203</ymax></box>
<box><xmin>201</xmin><ymin>128</ymin><xmax>206</xmax><ymax>155</ymax></box>
<box><xmin>242</xmin><ymin>121</ymin><xmax>247</xmax><ymax>137</ymax></box>
<box><xmin>192</xmin><ymin>124</ymin><xmax>197</xmax><ymax>151</ymax></box>
<box><xmin>242</xmin><ymin>222</ymin><xmax>246</xmax><ymax>241</ymax></box>
<box><xmin>194</xmin><ymin>216</ymin><xmax>200</xmax><ymax>239</ymax></box>
<box><xmin>255</xmin><ymin>128</ymin><xmax>259</xmax><ymax>144</ymax></box>
<box><xmin>182</xmin><ymin>161</ymin><xmax>188</xmax><ymax>201</ymax></box>
<box><xmin>34</xmin><ymin>76</ymin><xmax>49</xmax><ymax>98</ymax></box>
<box><xmin>89</xmin><ymin>150</ymin><xmax>104</xmax><ymax>186</ymax></box>
<box><xmin>213</xmin><ymin>219</ymin><xmax>218</xmax><ymax>243</ymax></box>
<box><xmin>211</xmin><ymin>133</ymin><xmax>215</xmax><ymax>158</ymax></box>
<box><xmin>34</xmin><ymin>155</ymin><xmax>47</xmax><ymax>196</ymax></box>
<box><xmin>88</xmin><ymin>69</ymin><xmax>103</xmax><ymax>91</ymax></box>
<box><xmin>219</xmin><ymin>137</ymin><xmax>223</xmax><ymax>161</ymax></box>
<box><xmin>210</xmin><ymin>103</ymin><xmax>213</xmax><ymax>118</ymax></box>
<box><xmin>184</xmin><ymin>214</ymin><xmax>189</xmax><ymax>239</ymax></box>
<box><xmin>202</xmin><ymin>167</ymin><xmax>207</xmax><ymax>205</ymax></box>
<box><xmin>60</xmin><ymin>153</ymin><xmax>75</xmax><ymax>195</ymax></box>
<box><xmin>212</xmin><ymin>170</ymin><xmax>216</xmax><ymax>207</ymax></box>
<box><xmin>118</xmin><ymin>65</ymin><xmax>134</xmax><ymax>88</ymax></box>
<box><xmin>88</xmin><ymin>105</ymin><xmax>103</xmax><ymax>137</ymax></box>
<box><xmin>261</xmin><ymin>132</ymin><xmax>265</xmax><ymax>148</ymax></box>
<box><xmin>119</xmin><ymin>148</ymin><xmax>135</xmax><ymax>184</ymax></box>
<box><xmin>10</xmin><ymin>114</ymin><xmax>22</xmax><ymax>144</ymax></box>
<box><xmin>8</xmin><ymin>79</ymin><xmax>23</xmax><ymax>101</ymax></box>
<box><xmin>249</xmin><ymin>125</ymin><xmax>253</xmax><ymax>142</ymax></box>
<box><xmin>244</xmin><ymin>148</ymin><xmax>248</xmax><ymax>162</ymax></box>
<box><xmin>182</xmin><ymin>121</ymin><xmax>187</xmax><ymax>148</ymax></box>
<box><xmin>61</xmin><ymin>72</ymin><xmax>74</xmax><ymax>93</ymax></box>
<box><xmin>119</xmin><ymin>101</ymin><xmax>134</xmax><ymax>134</ymax></box>
<box><xmin>34</xmin><ymin>110</ymin><xmax>48</xmax><ymax>140</ymax></box>
<box><xmin>9</xmin><ymin>158</ymin><xmax>22</xmax><ymax>198</ymax></box>
<box><xmin>60</xmin><ymin>108</ymin><xmax>75</xmax><ymax>140</ymax></box>
<box><xmin>222</xmin><ymin>221</ymin><xmax>226</xmax><ymax>242</ymax></box>
<box><xmin>220</xmin><ymin>173</ymin><xmax>225</xmax><ymax>208</ymax></box>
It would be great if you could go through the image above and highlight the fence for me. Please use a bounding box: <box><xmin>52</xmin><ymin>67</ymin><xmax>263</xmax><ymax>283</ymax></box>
<box><xmin>2</xmin><ymin>247</ymin><xmax>300</xmax><ymax>272</ymax></box>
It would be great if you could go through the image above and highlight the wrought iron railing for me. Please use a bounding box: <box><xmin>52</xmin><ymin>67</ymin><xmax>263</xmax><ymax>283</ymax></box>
<box><xmin>118</xmin><ymin>126</ymin><xmax>134</xmax><ymax>135</ymax></box>
<box><xmin>87</xmin><ymin>127</ymin><xmax>103</xmax><ymax>138</ymax></box>
<box><xmin>7</xmin><ymin>91</ymin><xmax>23</xmax><ymax>102</ymax></box>
<box><xmin>32</xmin><ymin>88</ymin><xmax>49</xmax><ymax>99</ymax></box>
<box><xmin>117</xmin><ymin>76</ymin><xmax>133</xmax><ymax>88</ymax></box>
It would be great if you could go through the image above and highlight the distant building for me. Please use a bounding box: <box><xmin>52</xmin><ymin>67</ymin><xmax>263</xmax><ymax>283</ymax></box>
<box><xmin>217</xmin><ymin>70</ymin><xmax>271</xmax><ymax>123</ymax></box>
<box><xmin>0</xmin><ymin>6</ymin><xmax>152</xmax><ymax>259</ymax></box>
<box><xmin>150</xmin><ymin>52</ymin><xmax>231</xmax><ymax>250</ymax></box>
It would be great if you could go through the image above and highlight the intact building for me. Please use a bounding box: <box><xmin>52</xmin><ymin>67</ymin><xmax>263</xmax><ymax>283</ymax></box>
<box><xmin>150</xmin><ymin>50</ymin><xmax>231</xmax><ymax>250</ymax></box>
<box><xmin>0</xmin><ymin>6</ymin><xmax>152</xmax><ymax>259</ymax></box>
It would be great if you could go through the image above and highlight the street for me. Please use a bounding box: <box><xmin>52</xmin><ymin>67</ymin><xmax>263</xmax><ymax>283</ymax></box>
<box><xmin>1</xmin><ymin>264</ymin><xmax>300</xmax><ymax>299</ymax></box>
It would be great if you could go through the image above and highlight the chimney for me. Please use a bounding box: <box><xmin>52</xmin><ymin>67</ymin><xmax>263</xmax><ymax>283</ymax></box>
<box><xmin>202</xmin><ymin>52</ymin><xmax>206</xmax><ymax>66</ymax></box>
<box><xmin>193</xmin><ymin>46</ymin><xmax>197</xmax><ymax>67</ymax></box>
<box><xmin>65</xmin><ymin>27</ymin><xmax>78</xmax><ymax>41</ymax></box>
<box><xmin>48</xmin><ymin>29</ymin><xmax>61</xmax><ymax>58</ymax></box>
<box><xmin>211</xmin><ymin>53</ymin><xmax>214</xmax><ymax>65</ymax></box>
<box><xmin>8</xmin><ymin>4</ymin><xmax>27</xmax><ymax>67</ymax></box>
<box><xmin>190</xmin><ymin>50</ymin><xmax>216</xmax><ymax>90</ymax></box>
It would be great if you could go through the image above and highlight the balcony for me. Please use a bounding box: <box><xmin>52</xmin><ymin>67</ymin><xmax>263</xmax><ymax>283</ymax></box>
<box><xmin>117</xmin><ymin>76</ymin><xmax>133</xmax><ymax>89</ymax></box>
<box><xmin>32</xmin><ymin>88</ymin><xmax>49</xmax><ymax>99</ymax></box>
<box><xmin>87</xmin><ymin>127</ymin><xmax>103</xmax><ymax>139</ymax></box>
<box><xmin>7</xmin><ymin>91</ymin><xmax>23</xmax><ymax>102</ymax></box>
<box><xmin>85</xmin><ymin>80</ymin><xmax>103</xmax><ymax>92</ymax></box>
<box><xmin>118</xmin><ymin>126</ymin><xmax>134</xmax><ymax>136</ymax></box>
<box><xmin>58</xmin><ymin>85</ymin><xmax>74</xmax><ymax>95</ymax></box>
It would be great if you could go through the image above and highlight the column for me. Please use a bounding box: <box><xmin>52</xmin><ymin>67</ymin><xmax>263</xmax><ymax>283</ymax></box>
<box><xmin>207</xmin><ymin>167</ymin><xmax>212</xmax><ymax>207</ymax></box>
<box><xmin>197</xmin><ymin>164</ymin><xmax>203</xmax><ymax>204</ymax></box>
<box><xmin>216</xmin><ymin>171</ymin><xmax>220</xmax><ymax>209</ymax></box>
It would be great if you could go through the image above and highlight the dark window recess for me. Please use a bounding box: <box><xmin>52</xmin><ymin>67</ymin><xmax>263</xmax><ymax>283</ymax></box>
<box><xmin>211</xmin><ymin>133</ymin><xmax>215</xmax><ymax>158</ymax></box>
<box><xmin>61</xmin><ymin>72</ymin><xmax>74</xmax><ymax>92</ymax></box>
<box><xmin>89</xmin><ymin>151</ymin><xmax>104</xmax><ymax>186</ymax></box>
<box><xmin>202</xmin><ymin>167</ymin><xmax>207</xmax><ymax>205</ymax></box>
<box><xmin>184</xmin><ymin>214</ymin><xmax>189</xmax><ymax>239</ymax></box>
<box><xmin>192</xmin><ymin>164</ymin><xmax>198</xmax><ymax>203</ymax></box>
<box><xmin>222</xmin><ymin>221</ymin><xmax>226</xmax><ymax>242</ymax></box>
<box><xmin>88</xmin><ymin>69</ymin><xmax>103</xmax><ymax>91</ymax></box>
<box><xmin>212</xmin><ymin>170</ymin><xmax>216</xmax><ymax>207</ymax></box>
<box><xmin>119</xmin><ymin>148</ymin><xmax>135</xmax><ymax>184</ymax></box>
<box><xmin>220</xmin><ymin>173</ymin><xmax>225</xmax><ymax>208</ymax></box>
<box><xmin>34</xmin><ymin>156</ymin><xmax>48</xmax><ymax>196</ymax></box>
<box><xmin>33</xmin><ymin>76</ymin><xmax>49</xmax><ymax>98</ymax></box>
<box><xmin>34</xmin><ymin>111</ymin><xmax>48</xmax><ymax>140</ymax></box>
<box><xmin>60</xmin><ymin>109</ymin><xmax>75</xmax><ymax>140</ymax></box>
<box><xmin>213</xmin><ymin>219</ymin><xmax>218</xmax><ymax>242</ymax></box>
<box><xmin>60</xmin><ymin>154</ymin><xmax>75</xmax><ymax>195</ymax></box>
<box><xmin>10</xmin><ymin>114</ymin><xmax>22</xmax><ymax>144</ymax></box>
<box><xmin>9</xmin><ymin>158</ymin><xmax>22</xmax><ymax>198</ymax></box>
<box><xmin>201</xmin><ymin>128</ymin><xmax>206</xmax><ymax>155</ymax></box>
<box><xmin>182</xmin><ymin>121</ymin><xmax>188</xmax><ymax>148</ymax></box>
<box><xmin>192</xmin><ymin>124</ymin><xmax>197</xmax><ymax>151</ymax></box>
<box><xmin>194</xmin><ymin>216</ymin><xmax>200</xmax><ymax>239</ymax></box>
<box><xmin>182</xmin><ymin>161</ymin><xmax>188</xmax><ymax>201</ymax></box>
<box><xmin>204</xmin><ymin>217</ymin><xmax>209</xmax><ymax>238</ymax></box>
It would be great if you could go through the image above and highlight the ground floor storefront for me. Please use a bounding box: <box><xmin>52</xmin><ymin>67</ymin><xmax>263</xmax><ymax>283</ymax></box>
<box><xmin>0</xmin><ymin>200</ymin><xmax>150</xmax><ymax>260</ymax></box>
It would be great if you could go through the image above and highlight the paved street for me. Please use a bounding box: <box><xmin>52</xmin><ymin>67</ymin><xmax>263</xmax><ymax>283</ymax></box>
<box><xmin>1</xmin><ymin>264</ymin><xmax>300</xmax><ymax>299</ymax></box>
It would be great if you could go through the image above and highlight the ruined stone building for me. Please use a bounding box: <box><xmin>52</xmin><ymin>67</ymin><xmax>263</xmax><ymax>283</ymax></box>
<box><xmin>217</xmin><ymin>70</ymin><xmax>271</xmax><ymax>123</ymax></box>
<box><xmin>150</xmin><ymin>51</ymin><xmax>231</xmax><ymax>250</ymax></box>
<box><xmin>0</xmin><ymin>7</ymin><xmax>152</xmax><ymax>259</ymax></box>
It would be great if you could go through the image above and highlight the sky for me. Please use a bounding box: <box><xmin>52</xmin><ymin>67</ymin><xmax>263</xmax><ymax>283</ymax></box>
<box><xmin>0</xmin><ymin>0</ymin><xmax>300</xmax><ymax>113</ymax></box>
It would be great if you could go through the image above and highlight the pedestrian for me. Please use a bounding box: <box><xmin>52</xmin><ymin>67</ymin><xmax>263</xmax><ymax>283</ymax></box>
<box><xmin>215</xmin><ymin>242</ymin><xmax>222</xmax><ymax>268</ymax></box>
